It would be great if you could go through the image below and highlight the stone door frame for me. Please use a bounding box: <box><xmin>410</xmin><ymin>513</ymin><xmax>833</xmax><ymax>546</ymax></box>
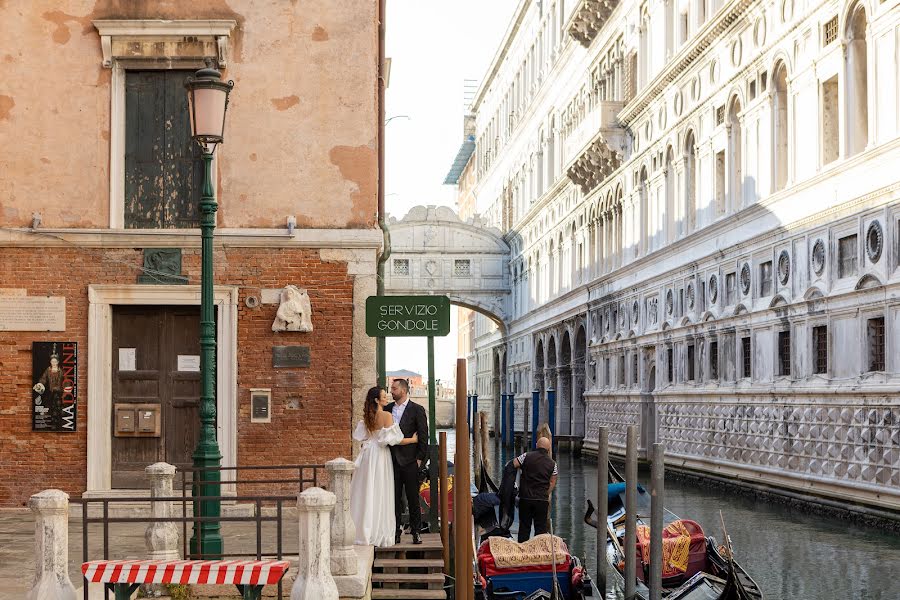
<box><xmin>86</xmin><ymin>284</ymin><xmax>239</xmax><ymax>494</ymax></box>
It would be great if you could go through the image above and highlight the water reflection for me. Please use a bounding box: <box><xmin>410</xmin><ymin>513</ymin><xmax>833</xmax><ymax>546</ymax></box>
<box><xmin>442</xmin><ymin>431</ymin><xmax>900</xmax><ymax>600</ymax></box>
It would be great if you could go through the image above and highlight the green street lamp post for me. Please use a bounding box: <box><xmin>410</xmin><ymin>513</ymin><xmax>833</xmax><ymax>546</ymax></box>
<box><xmin>184</xmin><ymin>62</ymin><xmax>234</xmax><ymax>558</ymax></box>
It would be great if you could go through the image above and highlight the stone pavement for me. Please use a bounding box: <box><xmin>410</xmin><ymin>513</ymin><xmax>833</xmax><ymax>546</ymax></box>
<box><xmin>0</xmin><ymin>508</ymin><xmax>304</xmax><ymax>600</ymax></box>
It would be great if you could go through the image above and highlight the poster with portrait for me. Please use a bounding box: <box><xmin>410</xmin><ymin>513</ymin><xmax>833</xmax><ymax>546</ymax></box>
<box><xmin>32</xmin><ymin>341</ymin><xmax>78</xmax><ymax>432</ymax></box>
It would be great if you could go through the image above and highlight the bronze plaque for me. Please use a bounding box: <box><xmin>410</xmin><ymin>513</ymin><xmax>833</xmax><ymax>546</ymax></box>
<box><xmin>272</xmin><ymin>346</ymin><xmax>310</xmax><ymax>368</ymax></box>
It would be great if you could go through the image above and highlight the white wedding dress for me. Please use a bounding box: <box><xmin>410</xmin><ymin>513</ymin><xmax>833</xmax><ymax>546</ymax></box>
<box><xmin>350</xmin><ymin>421</ymin><xmax>404</xmax><ymax>547</ymax></box>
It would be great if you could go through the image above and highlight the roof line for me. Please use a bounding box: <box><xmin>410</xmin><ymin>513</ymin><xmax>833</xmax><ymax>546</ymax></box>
<box><xmin>471</xmin><ymin>0</ymin><xmax>532</xmax><ymax>113</ymax></box>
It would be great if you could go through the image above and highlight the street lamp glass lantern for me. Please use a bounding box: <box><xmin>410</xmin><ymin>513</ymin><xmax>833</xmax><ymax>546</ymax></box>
<box><xmin>185</xmin><ymin>63</ymin><xmax>234</xmax><ymax>153</ymax></box>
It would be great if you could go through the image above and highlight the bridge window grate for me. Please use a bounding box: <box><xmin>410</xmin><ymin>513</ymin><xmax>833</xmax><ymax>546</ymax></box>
<box><xmin>454</xmin><ymin>259</ymin><xmax>471</xmax><ymax>277</ymax></box>
<box><xmin>393</xmin><ymin>259</ymin><xmax>410</xmax><ymax>276</ymax></box>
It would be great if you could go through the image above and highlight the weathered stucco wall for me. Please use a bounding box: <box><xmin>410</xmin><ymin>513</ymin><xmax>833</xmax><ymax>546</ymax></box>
<box><xmin>0</xmin><ymin>0</ymin><xmax>377</xmax><ymax>229</ymax></box>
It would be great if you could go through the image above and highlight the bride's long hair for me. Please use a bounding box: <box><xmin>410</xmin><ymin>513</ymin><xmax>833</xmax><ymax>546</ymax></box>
<box><xmin>363</xmin><ymin>386</ymin><xmax>383</xmax><ymax>432</ymax></box>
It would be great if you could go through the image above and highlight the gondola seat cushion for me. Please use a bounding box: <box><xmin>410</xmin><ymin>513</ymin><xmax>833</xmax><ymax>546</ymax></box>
<box><xmin>635</xmin><ymin>519</ymin><xmax>707</xmax><ymax>585</ymax></box>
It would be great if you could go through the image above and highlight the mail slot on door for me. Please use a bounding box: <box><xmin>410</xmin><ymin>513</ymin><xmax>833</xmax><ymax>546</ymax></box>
<box><xmin>114</xmin><ymin>403</ymin><xmax>160</xmax><ymax>437</ymax></box>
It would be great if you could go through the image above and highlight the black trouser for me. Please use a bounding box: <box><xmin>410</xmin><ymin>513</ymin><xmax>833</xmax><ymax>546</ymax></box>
<box><xmin>517</xmin><ymin>498</ymin><xmax>549</xmax><ymax>543</ymax></box>
<box><xmin>394</xmin><ymin>459</ymin><xmax>421</xmax><ymax>534</ymax></box>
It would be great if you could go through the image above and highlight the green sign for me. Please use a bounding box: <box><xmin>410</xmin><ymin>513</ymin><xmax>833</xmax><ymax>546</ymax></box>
<box><xmin>366</xmin><ymin>295</ymin><xmax>451</xmax><ymax>337</ymax></box>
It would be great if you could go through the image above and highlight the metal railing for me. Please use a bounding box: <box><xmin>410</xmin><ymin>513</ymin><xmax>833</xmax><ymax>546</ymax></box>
<box><xmin>75</xmin><ymin>464</ymin><xmax>325</xmax><ymax>600</ymax></box>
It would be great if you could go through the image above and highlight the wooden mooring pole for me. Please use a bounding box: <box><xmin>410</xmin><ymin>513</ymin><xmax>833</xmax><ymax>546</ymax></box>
<box><xmin>454</xmin><ymin>359</ymin><xmax>472</xmax><ymax>600</ymax></box>
<box><xmin>597</xmin><ymin>426</ymin><xmax>609</xmax><ymax>595</ymax></box>
<box><xmin>439</xmin><ymin>431</ymin><xmax>450</xmax><ymax>576</ymax></box>
<box><xmin>650</xmin><ymin>443</ymin><xmax>665</xmax><ymax>600</ymax></box>
<box><xmin>624</xmin><ymin>425</ymin><xmax>637</xmax><ymax>600</ymax></box>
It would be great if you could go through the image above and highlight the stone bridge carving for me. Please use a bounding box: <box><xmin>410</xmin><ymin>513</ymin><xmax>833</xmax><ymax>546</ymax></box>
<box><xmin>383</xmin><ymin>205</ymin><xmax>510</xmax><ymax>328</ymax></box>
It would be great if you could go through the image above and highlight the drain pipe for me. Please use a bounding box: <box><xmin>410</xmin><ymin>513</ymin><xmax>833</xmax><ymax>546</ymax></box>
<box><xmin>375</xmin><ymin>0</ymin><xmax>389</xmax><ymax>389</ymax></box>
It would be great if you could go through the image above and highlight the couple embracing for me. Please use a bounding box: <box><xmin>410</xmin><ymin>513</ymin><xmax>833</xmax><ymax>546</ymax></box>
<box><xmin>349</xmin><ymin>379</ymin><xmax>428</xmax><ymax>547</ymax></box>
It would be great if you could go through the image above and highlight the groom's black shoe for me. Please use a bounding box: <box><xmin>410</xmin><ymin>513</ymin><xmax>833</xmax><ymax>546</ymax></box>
<box><xmin>395</xmin><ymin>530</ymin><xmax>402</xmax><ymax>544</ymax></box>
<box><xmin>411</xmin><ymin>532</ymin><xmax>422</xmax><ymax>545</ymax></box>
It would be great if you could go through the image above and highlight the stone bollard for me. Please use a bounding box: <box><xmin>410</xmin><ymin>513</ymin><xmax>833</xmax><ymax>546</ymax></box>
<box><xmin>325</xmin><ymin>458</ymin><xmax>357</xmax><ymax>576</ymax></box>
<box><xmin>292</xmin><ymin>487</ymin><xmax>339</xmax><ymax>600</ymax></box>
<box><xmin>26</xmin><ymin>489</ymin><xmax>77</xmax><ymax>600</ymax></box>
<box><xmin>145</xmin><ymin>462</ymin><xmax>179</xmax><ymax>560</ymax></box>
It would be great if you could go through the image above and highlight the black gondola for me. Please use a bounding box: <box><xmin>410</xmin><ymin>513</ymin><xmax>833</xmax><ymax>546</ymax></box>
<box><xmin>583</xmin><ymin>461</ymin><xmax>763</xmax><ymax>600</ymax></box>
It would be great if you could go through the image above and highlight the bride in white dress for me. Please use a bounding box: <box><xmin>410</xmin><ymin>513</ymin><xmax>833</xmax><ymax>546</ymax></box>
<box><xmin>350</xmin><ymin>386</ymin><xmax>418</xmax><ymax>547</ymax></box>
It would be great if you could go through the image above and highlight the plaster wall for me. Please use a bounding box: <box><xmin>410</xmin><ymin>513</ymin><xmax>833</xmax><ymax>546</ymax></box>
<box><xmin>0</xmin><ymin>0</ymin><xmax>377</xmax><ymax>229</ymax></box>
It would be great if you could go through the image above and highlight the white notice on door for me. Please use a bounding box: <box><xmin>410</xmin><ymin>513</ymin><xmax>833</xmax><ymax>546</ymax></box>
<box><xmin>177</xmin><ymin>355</ymin><xmax>201</xmax><ymax>372</ymax></box>
<box><xmin>118</xmin><ymin>348</ymin><xmax>136</xmax><ymax>371</ymax></box>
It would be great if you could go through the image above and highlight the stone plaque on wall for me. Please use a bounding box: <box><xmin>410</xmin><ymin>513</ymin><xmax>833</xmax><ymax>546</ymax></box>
<box><xmin>272</xmin><ymin>345</ymin><xmax>311</xmax><ymax>368</ymax></box>
<box><xmin>0</xmin><ymin>297</ymin><xmax>65</xmax><ymax>331</ymax></box>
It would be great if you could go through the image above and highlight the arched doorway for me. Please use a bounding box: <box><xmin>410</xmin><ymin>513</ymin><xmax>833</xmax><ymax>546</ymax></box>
<box><xmin>559</xmin><ymin>330</ymin><xmax>573</xmax><ymax>435</ymax></box>
<box><xmin>573</xmin><ymin>325</ymin><xmax>587</xmax><ymax>437</ymax></box>
<box><xmin>545</xmin><ymin>336</ymin><xmax>558</xmax><ymax>425</ymax></box>
<box><xmin>533</xmin><ymin>338</ymin><xmax>545</xmax><ymax>436</ymax></box>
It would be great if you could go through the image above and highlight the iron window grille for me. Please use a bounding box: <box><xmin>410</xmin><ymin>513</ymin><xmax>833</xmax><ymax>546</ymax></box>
<box><xmin>667</xmin><ymin>348</ymin><xmax>674</xmax><ymax>383</ymax></box>
<box><xmin>392</xmin><ymin>259</ymin><xmax>410</xmax><ymax>276</ymax></box>
<box><xmin>741</xmin><ymin>336</ymin><xmax>752</xmax><ymax>379</ymax></box>
<box><xmin>709</xmin><ymin>341</ymin><xmax>719</xmax><ymax>380</ymax></box>
<box><xmin>823</xmin><ymin>16</ymin><xmax>838</xmax><ymax>46</ymax></box>
<box><xmin>778</xmin><ymin>330</ymin><xmax>792</xmax><ymax>376</ymax></box>
<box><xmin>454</xmin><ymin>259</ymin><xmax>471</xmax><ymax>277</ymax></box>
<box><xmin>813</xmin><ymin>325</ymin><xmax>828</xmax><ymax>374</ymax></box>
<box><xmin>687</xmin><ymin>344</ymin><xmax>696</xmax><ymax>381</ymax></box>
<box><xmin>867</xmin><ymin>317</ymin><xmax>885</xmax><ymax>372</ymax></box>
<box><xmin>632</xmin><ymin>353</ymin><xmax>639</xmax><ymax>385</ymax></box>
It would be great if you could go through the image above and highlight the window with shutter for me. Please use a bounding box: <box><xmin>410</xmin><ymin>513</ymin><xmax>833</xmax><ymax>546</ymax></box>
<box><xmin>125</xmin><ymin>71</ymin><xmax>203</xmax><ymax>229</ymax></box>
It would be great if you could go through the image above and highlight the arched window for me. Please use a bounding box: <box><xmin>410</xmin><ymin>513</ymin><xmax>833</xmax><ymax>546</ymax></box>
<box><xmin>727</xmin><ymin>97</ymin><xmax>743</xmax><ymax>211</ymax></box>
<box><xmin>772</xmin><ymin>63</ymin><xmax>789</xmax><ymax>191</ymax></box>
<box><xmin>684</xmin><ymin>131</ymin><xmax>697</xmax><ymax>231</ymax></box>
<box><xmin>639</xmin><ymin>166</ymin><xmax>649</xmax><ymax>254</ymax></box>
<box><xmin>639</xmin><ymin>11</ymin><xmax>650</xmax><ymax>89</ymax></box>
<box><xmin>548</xmin><ymin>119</ymin><xmax>557</xmax><ymax>185</ymax></box>
<box><xmin>665</xmin><ymin>147</ymin><xmax>675</xmax><ymax>243</ymax></box>
<box><xmin>845</xmin><ymin>3</ymin><xmax>869</xmax><ymax>156</ymax></box>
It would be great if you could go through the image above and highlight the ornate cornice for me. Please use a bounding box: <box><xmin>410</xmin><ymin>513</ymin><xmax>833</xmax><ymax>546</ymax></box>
<box><xmin>566</xmin><ymin>0</ymin><xmax>621</xmax><ymax>48</ymax></box>
<box><xmin>618</xmin><ymin>0</ymin><xmax>754</xmax><ymax>125</ymax></box>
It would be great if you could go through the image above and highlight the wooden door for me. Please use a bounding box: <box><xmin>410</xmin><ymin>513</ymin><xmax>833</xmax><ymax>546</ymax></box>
<box><xmin>112</xmin><ymin>306</ymin><xmax>201</xmax><ymax>488</ymax></box>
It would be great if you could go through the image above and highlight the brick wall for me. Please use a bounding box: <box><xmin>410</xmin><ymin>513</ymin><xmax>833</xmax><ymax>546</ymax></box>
<box><xmin>0</xmin><ymin>245</ymin><xmax>355</xmax><ymax>506</ymax></box>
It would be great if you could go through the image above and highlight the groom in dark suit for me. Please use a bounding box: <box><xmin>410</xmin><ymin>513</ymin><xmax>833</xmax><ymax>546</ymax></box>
<box><xmin>386</xmin><ymin>378</ymin><xmax>429</xmax><ymax>544</ymax></box>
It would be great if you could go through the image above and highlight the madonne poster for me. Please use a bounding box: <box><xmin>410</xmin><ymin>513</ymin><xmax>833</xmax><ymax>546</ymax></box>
<box><xmin>32</xmin><ymin>341</ymin><xmax>77</xmax><ymax>432</ymax></box>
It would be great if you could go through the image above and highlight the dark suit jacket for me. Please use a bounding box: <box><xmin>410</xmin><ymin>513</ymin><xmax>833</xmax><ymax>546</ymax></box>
<box><xmin>384</xmin><ymin>399</ymin><xmax>428</xmax><ymax>467</ymax></box>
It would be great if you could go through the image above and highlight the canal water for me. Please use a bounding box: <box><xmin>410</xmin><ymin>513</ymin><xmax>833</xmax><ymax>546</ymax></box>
<box><xmin>441</xmin><ymin>431</ymin><xmax>900</xmax><ymax>600</ymax></box>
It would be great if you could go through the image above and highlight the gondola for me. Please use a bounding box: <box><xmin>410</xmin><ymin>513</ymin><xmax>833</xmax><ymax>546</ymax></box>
<box><xmin>470</xmin><ymin>461</ymin><xmax>601</xmax><ymax>600</ymax></box>
<box><xmin>583</xmin><ymin>461</ymin><xmax>763</xmax><ymax>600</ymax></box>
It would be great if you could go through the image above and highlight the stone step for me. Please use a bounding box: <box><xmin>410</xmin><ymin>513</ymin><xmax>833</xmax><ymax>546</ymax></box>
<box><xmin>372</xmin><ymin>572</ymin><xmax>445</xmax><ymax>584</ymax></box>
<box><xmin>373</xmin><ymin>558</ymin><xmax>444</xmax><ymax>570</ymax></box>
<box><xmin>371</xmin><ymin>589</ymin><xmax>447</xmax><ymax>600</ymax></box>
<box><xmin>376</xmin><ymin>534</ymin><xmax>443</xmax><ymax>553</ymax></box>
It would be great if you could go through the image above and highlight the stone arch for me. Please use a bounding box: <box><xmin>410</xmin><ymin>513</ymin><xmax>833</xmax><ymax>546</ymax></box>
<box><xmin>727</xmin><ymin>93</ymin><xmax>744</xmax><ymax>211</ymax></box>
<box><xmin>573</xmin><ymin>324</ymin><xmax>587</xmax><ymax>437</ymax></box>
<box><xmin>769</xmin><ymin>294</ymin><xmax>789</xmax><ymax>308</ymax></box>
<box><xmin>665</xmin><ymin>145</ymin><xmax>676</xmax><ymax>243</ymax></box>
<box><xmin>558</xmin><ymin>329</ymin><xmax>573</xmax><ymax>435</ymax></box>
<box><xmin>855</xmin><ymin>273</ymin><xmax>882</xmax><ymax>290</ymax></box>
<box><xmin>544</xmin><ymin>334</ymin><xmax>558</xmax><ymax>425</ymax></box>
<box><xmin>843</xmin><ymin>0</ymin><xmax>870</xmax><ymax>156</ymax></box>
<box><xmin>772</xmin><ymin>59</ymin><xmax>790</xmax><ymax>191</ymax></box>
<box><xmin>804</xmin><ymin>286</ymin><xmax>825</xmax><ymax>300</ymax></box>
<box><xmin>684</xmin><ymin>128</ymin><xmax>697</xmax><ymax>232</ymax></box>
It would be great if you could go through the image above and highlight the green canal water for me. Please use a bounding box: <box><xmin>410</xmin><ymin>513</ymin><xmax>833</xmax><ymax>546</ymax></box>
<box><xmin>442</xmin><ymin>431</ymin><xmax>900</xmax><ymax>600</ymax></box>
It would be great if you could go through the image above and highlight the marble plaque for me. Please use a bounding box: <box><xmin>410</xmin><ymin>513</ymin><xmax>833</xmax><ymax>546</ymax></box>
<box><xmin>0</xmin><ymin>297</ymin><xmax>65</xmax><ymax>331</ymax></box>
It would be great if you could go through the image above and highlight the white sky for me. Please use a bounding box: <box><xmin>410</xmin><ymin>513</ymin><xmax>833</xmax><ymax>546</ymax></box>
<box><xmin>384</xmin><ymin>0</ymin><xmax>519</xmax><ymax>385</ymax></box>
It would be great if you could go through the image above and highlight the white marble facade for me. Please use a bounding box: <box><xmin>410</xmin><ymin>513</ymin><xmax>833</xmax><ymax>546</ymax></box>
<box><xmin>461</xmin><ymin>0</ymin><xmax>900</xmax><ymax>509</ymax></box>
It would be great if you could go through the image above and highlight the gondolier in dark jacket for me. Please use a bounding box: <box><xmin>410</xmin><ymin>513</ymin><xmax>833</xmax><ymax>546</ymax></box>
<box><xmin>513</xmin><ymin>436</ymin><xmax>557</xmax><ymax>542</ymax></box>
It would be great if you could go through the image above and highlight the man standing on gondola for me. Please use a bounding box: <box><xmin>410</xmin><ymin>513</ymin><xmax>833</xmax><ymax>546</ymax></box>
<box><xmin>513</xmin><ymin>436</ymin><xmax>557</xmax><ymax>542</ymax></box>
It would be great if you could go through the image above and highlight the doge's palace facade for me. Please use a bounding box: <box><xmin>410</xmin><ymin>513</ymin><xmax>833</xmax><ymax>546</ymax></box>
<box><xmin>463</xmin><ymin>0</ymin><xmax>900</xmax><ymax>510</ymax></box>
